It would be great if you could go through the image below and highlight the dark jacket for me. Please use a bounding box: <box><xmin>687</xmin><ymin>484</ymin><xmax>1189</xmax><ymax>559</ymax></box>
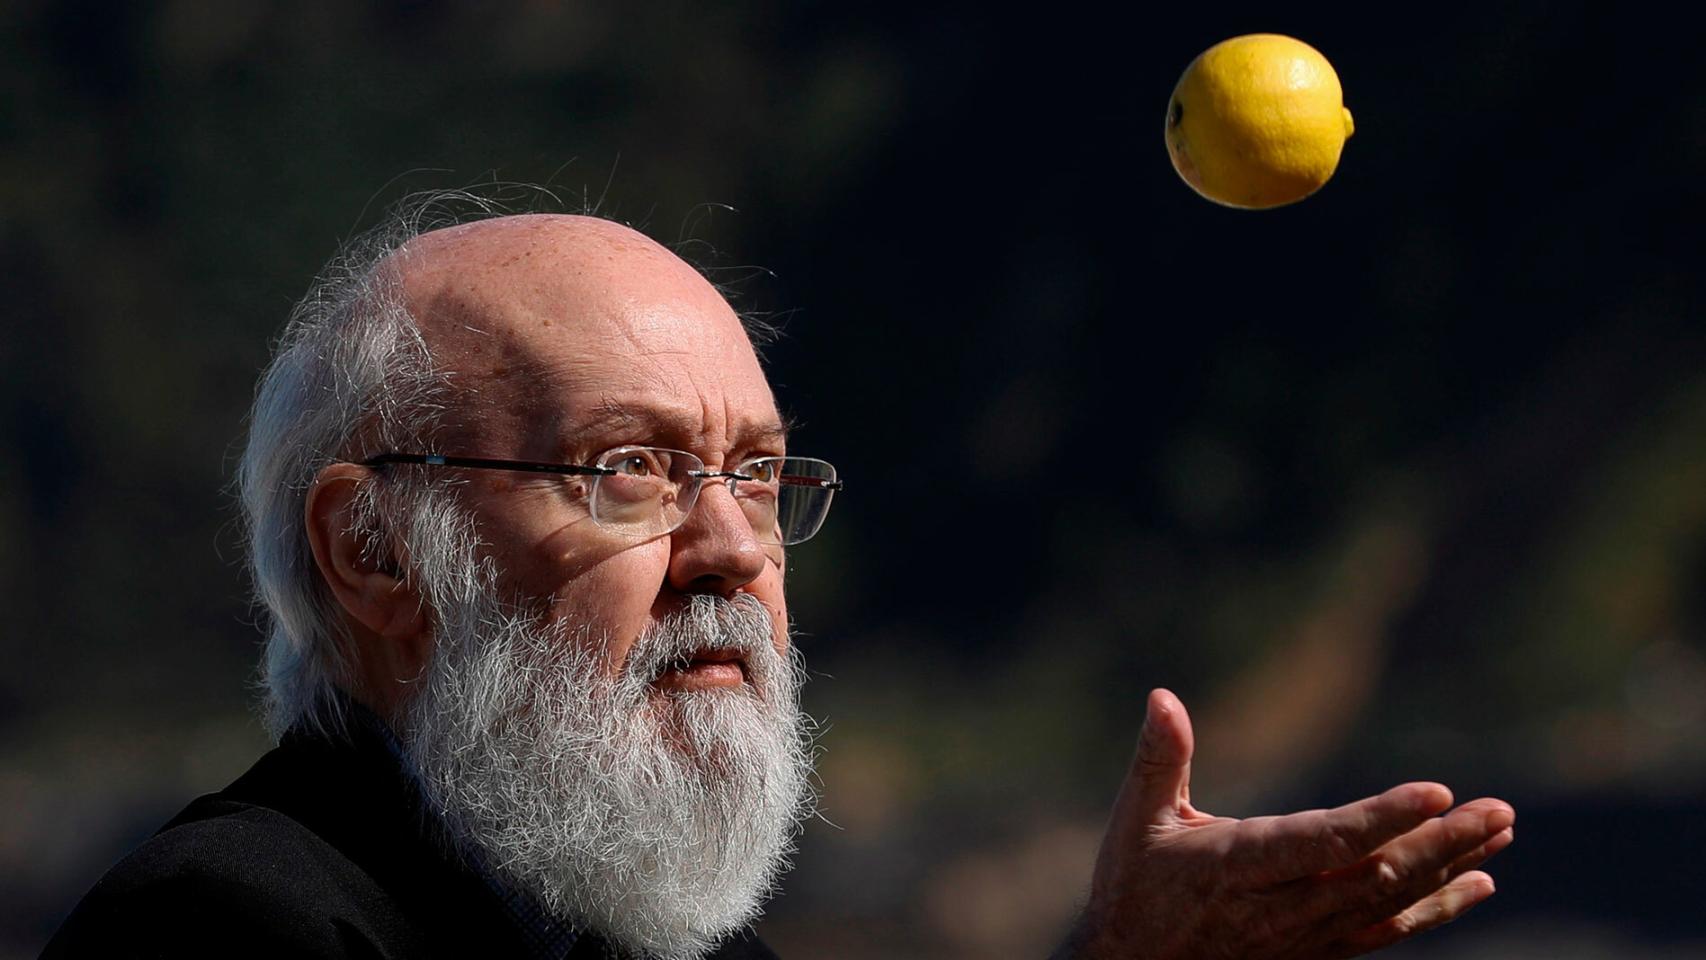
<box><xmin>42</xmin><ymin>716</ymin><xmax>779</xmax><ymax>959</ymax></box>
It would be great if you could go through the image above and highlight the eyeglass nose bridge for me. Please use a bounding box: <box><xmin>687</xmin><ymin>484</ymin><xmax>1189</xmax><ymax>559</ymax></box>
<box><xmin>676</xmin><ymin>468</ymin><xmax>778</xmax><ymax>551</ymax></box>
<box><xmin>686</xmin><ymin>468</ymin><xmax>753</xmax><ymax>497</ymax></box>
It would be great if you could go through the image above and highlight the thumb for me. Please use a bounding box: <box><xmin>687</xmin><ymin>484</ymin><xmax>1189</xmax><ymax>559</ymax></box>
<box><xmin>1126</xmin><ymin>688</ymin><xmax>1195</xmax><ymax>826</ymax></box>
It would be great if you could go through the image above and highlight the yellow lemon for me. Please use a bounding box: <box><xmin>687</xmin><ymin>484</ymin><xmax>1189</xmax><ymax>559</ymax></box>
<box><xmin>1164</xmin><ymin>34</ymin><xmax>1355</xmax><ymax>209</ymax></box>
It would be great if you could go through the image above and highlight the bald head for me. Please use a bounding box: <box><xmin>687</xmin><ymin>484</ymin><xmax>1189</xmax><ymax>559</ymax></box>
<box><xmin>382</xmin><ymin>214</ymin><xmax>779</xmax><ymax>461</ymax></box>
<box><xmin>393</xmin><ymin>214</ymin><xmax>720</xmax><ymax>343</ymax></box>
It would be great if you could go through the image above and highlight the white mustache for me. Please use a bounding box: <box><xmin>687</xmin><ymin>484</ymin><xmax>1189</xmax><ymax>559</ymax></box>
<box><xmin>621</xmin><ymin>593</ymin><xmax>780</xmax><ymax>688</ymax></box>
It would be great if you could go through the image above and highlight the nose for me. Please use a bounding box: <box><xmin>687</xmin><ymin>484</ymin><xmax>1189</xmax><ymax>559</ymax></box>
<box><xmin>666</xmin><ymin>478</ymin><xmax>771</xmax><ymax>594</ymax></box>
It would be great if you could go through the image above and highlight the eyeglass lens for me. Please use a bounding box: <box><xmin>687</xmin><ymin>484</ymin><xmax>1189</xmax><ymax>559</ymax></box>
<box><xmin>588</xmin><ymin>447</ymin><xmax>837</xmax><ymax>546</ymax></box>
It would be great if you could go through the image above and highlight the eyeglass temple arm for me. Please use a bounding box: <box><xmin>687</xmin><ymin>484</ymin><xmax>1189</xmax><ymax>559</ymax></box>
<box><xmin>781</xmin><ymin>475</ymin><xmax>844</xmax><ymax>490</ymax></box>
<box><xmin>688</xmin><ymin>468</ymin><xmax>843</xmax><ymax>492</ymax></box>
<box><xmin>364</xmin><ymin>454</ymin><xmax>841</xmax><ymax>489</ymax></box>
<box><xmin>362</xmin><ymin>453</ymin><xmax>615</xmax><ymax>477</ymax></box>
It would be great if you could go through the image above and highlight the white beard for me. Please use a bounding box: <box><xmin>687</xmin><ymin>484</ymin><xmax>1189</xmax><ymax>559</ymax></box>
<box><xmin>398</xmin><ymin>589</ymin><xmax>814</xmax><ymax>960</ymax></box>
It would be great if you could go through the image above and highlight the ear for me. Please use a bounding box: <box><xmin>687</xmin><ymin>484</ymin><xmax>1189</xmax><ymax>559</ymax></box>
<box><xmin>304</xmin><ymin>463</ymin><xmax>429</xmax><ymax>646</ymax></box>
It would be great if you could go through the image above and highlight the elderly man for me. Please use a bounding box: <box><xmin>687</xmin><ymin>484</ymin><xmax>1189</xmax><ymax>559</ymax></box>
<box><xmin>46</xmin><ymin>202</ymin><xmax>1513</xmax><ymax>959</ymax></box>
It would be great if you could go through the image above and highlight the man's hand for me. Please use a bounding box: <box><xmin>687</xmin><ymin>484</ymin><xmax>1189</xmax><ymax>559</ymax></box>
<box><xmin>1060</xmin><ymin>689</ymin><xmax>1515</xmax><ymax>960</ymax></box>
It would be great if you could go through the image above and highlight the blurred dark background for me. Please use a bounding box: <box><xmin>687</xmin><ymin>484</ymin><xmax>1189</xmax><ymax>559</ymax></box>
<box><xmin>4</xmin><ymin>2</ymin><xmax>1705</xmax><ymax>957</ymax></box>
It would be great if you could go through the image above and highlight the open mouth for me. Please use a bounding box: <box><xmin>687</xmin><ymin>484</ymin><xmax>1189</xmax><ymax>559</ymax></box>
<box><xmin>651</xmin><ymin>648</ymin><xmax>749</xmax><ymax>691</ymax></box>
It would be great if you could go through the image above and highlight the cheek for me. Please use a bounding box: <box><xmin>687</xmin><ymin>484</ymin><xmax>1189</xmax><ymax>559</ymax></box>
<box><xmin>749</xmin><ymin>565</ymin><xmax>791</xmax><ymax>656</ymax></box>
<box><xmin>541</xmin><ymin>542</ymin><xmax>674</xmax><ymax>673</ymax></box>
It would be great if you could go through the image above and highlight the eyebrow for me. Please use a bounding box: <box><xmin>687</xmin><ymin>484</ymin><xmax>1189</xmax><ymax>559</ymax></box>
<box><xmin>566</xmin><ymin>399</ymin><xmax>794</xmax><ymax>450</ymax></box>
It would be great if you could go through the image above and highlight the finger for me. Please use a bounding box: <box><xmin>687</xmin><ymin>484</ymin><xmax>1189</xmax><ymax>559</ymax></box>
<box><xmin>1446</xmin><ymin>826</ymin><xmax>1514</xmax><ymax>878</ymax></box>
<box><xmin>1323</xmin><ymin>870</ymin><xmax>1496</xmax><ymax>959</ymax></box>
<box><xmin>1117</xmin><ymin>688</ymin><xmax>1196</xmax><ymax>828</ymax></box>
<box><xmin>1290</xmin><ymin>798</ymin><xmax>1513</xmax><ymax>940</ymax></box>
<box><xmin>1229</xmin><ymin>782</ymin><xmax>1454</xmax><ymax>883</ymax></box>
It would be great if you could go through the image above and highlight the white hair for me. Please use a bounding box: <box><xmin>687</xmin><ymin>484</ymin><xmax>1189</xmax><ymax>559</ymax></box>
<box><xmin>236</xmin><ymin>189</ymin><xmax>516</xmax><ymax>738</ymax></box>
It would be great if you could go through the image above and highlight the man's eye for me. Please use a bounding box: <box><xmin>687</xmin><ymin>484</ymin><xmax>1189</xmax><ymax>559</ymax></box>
<box><xmin>745</xmin><ymin>460</ymin><xmax>779</xmax><ymax>483</ymax></box>
<box><xmin>615</xmin><ymin>455</ymin><xmax>654</xmax><ymax>476</ymax></box>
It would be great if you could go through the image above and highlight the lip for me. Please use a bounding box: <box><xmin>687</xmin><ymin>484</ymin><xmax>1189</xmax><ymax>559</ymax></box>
<box><xmin>651</xmin><ymin>649</ymin><xmax>749</xmax><ymax>691</ymax></box>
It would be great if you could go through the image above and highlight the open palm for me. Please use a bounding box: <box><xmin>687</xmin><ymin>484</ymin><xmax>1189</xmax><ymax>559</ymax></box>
<box><xmin>1059</xmin><ymin>689</ymin><xmax>1515</xmax><ymax>960</ymax></box>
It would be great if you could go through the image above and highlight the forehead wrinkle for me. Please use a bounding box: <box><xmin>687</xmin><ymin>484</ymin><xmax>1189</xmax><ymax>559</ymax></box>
<box><xmin>562</xmin><ymin>397</ymin><xmax>788</xmax><ymax>453</ymax></box>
